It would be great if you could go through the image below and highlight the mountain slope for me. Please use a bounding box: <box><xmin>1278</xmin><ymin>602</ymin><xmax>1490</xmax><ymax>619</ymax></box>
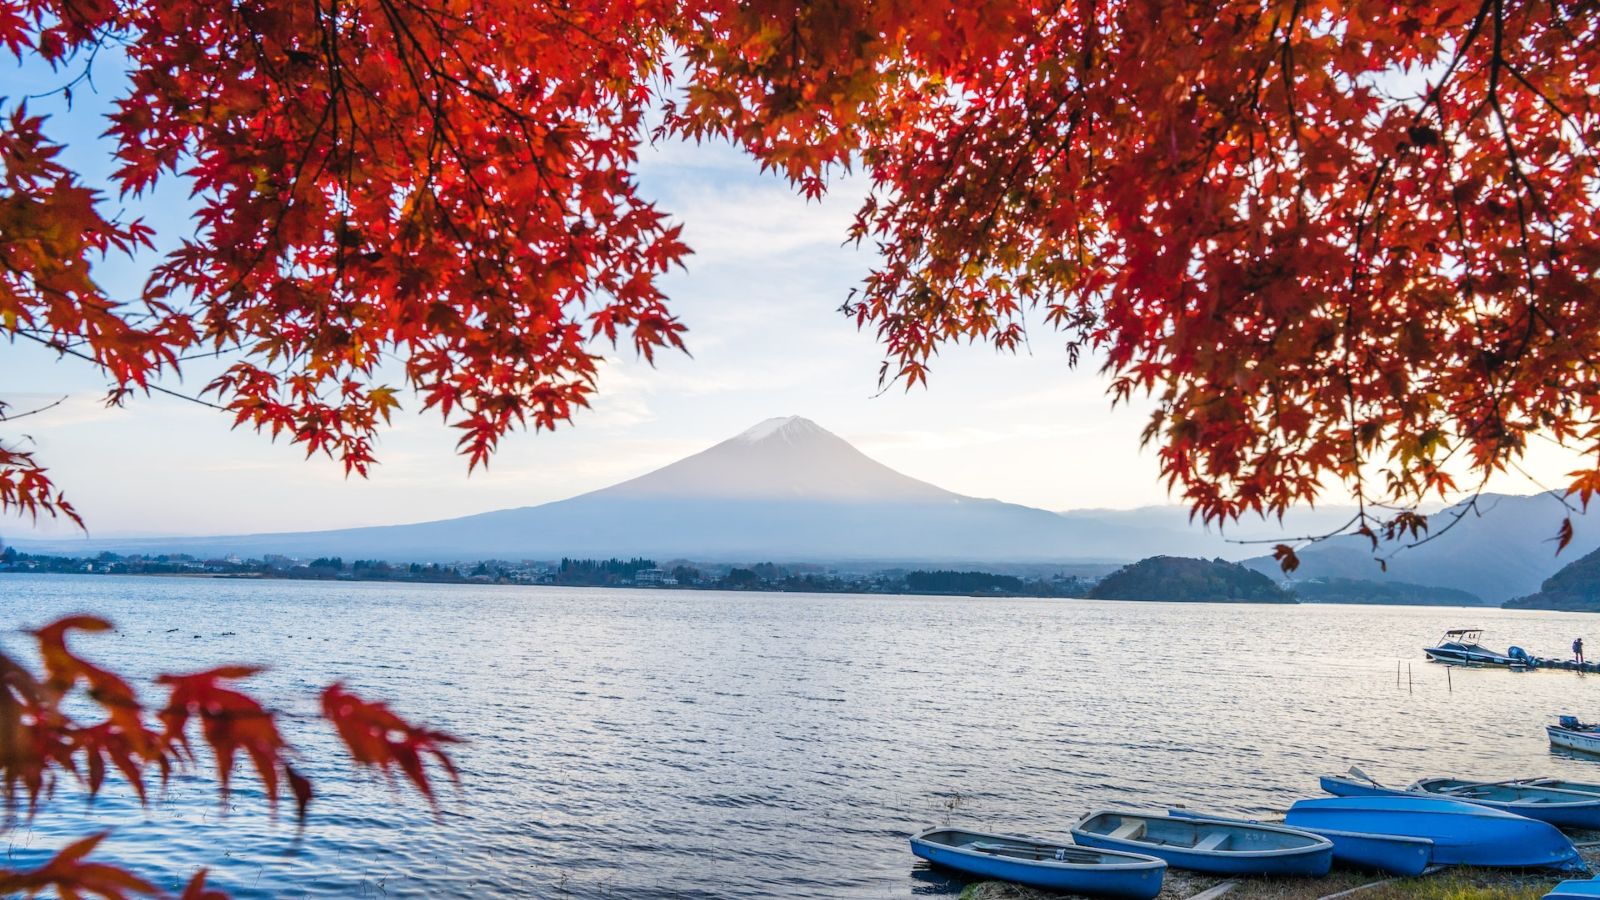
<box><xmin>1504</xmin><ymin>545</ymin><xmax>1600</xmax><ymax>611</ymax></box>
<box><xmin>11</xmin><ymin>417</ymin><xmax>1147</xmax><ymax>563</ymax></box>
<box><xmin>1242</xmin><ymin>493</ymin><xmax>1600</xmax><ymax>603</ymax></box>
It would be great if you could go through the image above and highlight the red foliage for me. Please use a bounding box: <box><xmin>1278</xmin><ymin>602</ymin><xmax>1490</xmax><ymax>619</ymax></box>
<box><xmin>2</xmin><ymin>616</ymin><xmax>458</xmax><ymax>898</ymax></box>
<box><xmin>321</xmin><ymin>683</ymin><xmax>460</xmax><ymax>805</ymax></box>
<box><xmin>155</xmin><ymin>666</ymin><xmax>296</xmax><ymax>814</ymax></box>
<box><xmin>1</xmin><ymin>617</ymin><xmax>168</xmax><ymax>810</ymax></box>
<box><xmin>0</xmin><ymin>833</ymin><xmax>160</xmax><ymax>899</ymax></box>
<box><xmin>5</xmin><ymin>2</ymin><xmax>1597</xmax><ymax>545</ymax></box>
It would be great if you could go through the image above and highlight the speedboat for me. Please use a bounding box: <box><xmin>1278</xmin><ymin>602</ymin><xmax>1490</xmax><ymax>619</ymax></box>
<box><xmin>909</xmin><ymin>827</ymin><xmax>1166</xmax><ymax>898</ymax></box>
<box><xmin>1423</xmin><ymin>629</ymin><xmax>1517</xmax><ymax>666</ymax></box>
<box><xmin>1548</xmin><ymin>717</ymin><xmax>1600</xmax><ymax>756</ymax></box>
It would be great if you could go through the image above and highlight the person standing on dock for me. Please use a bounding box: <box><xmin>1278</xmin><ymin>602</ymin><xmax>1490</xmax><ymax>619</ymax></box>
<box><xmin>1576</xmin><ymin>636</ymin><xmax>1586</xmax><ymax>664</ymax></box>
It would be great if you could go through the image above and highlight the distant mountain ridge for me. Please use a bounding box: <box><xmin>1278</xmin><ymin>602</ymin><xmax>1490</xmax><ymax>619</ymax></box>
<box><xmin>10</xmin><ymin>417</ymin><xmax>1143</xmax><ymax>563</ymax></box>
<box><xmin>1504</xmin><ymin>545</ymin><xmax>1600</xmax><ymax>611</ymax></box>
<box><xmin>10</xmin><ymin>419</ymin><xmax>1596</xmax><ymax>601</ymax></box>
<box><xmin>1241</xmin><ymin>492</ymin><xmax>1599</xmax><ymax>603</ymax></box>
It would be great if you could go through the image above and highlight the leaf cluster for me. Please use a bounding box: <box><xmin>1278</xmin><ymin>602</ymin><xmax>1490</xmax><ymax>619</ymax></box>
<box><xmin>0</xmin><ymin>614</ymin><xmax>461</xmax><ymax>898</ymax></box>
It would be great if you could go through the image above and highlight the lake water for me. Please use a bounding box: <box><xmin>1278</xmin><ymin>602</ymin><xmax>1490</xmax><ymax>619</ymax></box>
<box><xmin>6</xmin><ymin>574</ymin><xmax>1600</xmax><ymax>897</ymax></box>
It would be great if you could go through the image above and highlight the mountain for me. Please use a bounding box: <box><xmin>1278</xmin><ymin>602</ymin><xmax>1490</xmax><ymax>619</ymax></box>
<box><xmin>1241</xmin><ymin>493</ymin><xmax>1600</xmax><ymax>604</ymax></box>
<box><xmin>17</xmin><ymin>418</ymin><xmax>1591</xmax><ymax>587</ymax></box>
<box><xmin>10</xmin><ymin>417</ymin><xmax>1151</xmax><ymax>563</ymax></box>
<box><xmin>1056</xmin><ymin>505</ymin><xmax>1367</xmax><ymax>562</ymax></box>
<box><xmin>1504</xmin><ymin>546</ymin><xmax>1600</xmax><ymax>611</ymax></box>
<box><xmin>1087</xmin><ymin>556</ymin><xmax>1295</xmax><ymax>603</ymax></box>
<box><xmin>1289</xmin><ymin>577</ymin><xmax>1488</xmax><ymax>606</ymax></box>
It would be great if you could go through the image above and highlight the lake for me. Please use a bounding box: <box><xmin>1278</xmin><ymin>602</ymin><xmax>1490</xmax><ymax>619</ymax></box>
<box><xmin>6</xmin><ymin>574</ymin><xmax>1600</xmax><ymax>897</ymax></box>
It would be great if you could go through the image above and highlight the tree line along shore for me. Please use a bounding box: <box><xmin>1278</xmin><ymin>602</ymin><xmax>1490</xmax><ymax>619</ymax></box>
<box><xmin>2</xmin><ymin>547</ymin><xmax>1498</xmax><ymax>606</ymax></box>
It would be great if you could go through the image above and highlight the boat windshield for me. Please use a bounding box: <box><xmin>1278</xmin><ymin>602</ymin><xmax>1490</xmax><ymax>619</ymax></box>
<box><xmin>1441</xmin><ymin>629</ymin><xmax>1483</xmax><ymax>645</ymax></box>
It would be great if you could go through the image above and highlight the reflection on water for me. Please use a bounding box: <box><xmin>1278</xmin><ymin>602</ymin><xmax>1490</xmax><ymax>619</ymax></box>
<box><xmin>6</xmin><ymin>574</ymin><xmax>1600</xmax><ymax>897</ymax></box>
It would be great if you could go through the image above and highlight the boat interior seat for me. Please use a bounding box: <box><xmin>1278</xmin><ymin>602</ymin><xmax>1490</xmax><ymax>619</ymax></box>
<box><xmin>1193</xmin><ymin>830</ymin><xmax>1229</xmax><ymax>852</ymax></box>
<box><xmin>1109</xmin><ymin>820</ymin><xmax>1146</xmax><ymax>841</ymax></box>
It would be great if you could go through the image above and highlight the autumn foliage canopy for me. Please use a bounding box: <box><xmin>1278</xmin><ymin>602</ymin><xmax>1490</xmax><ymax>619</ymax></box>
<box><xmin>2</xmin><ymin>0</ymin><xmax>1598</xmax><ymax>892</ymax></box>
<box><xmin>2</xmin><ymin>0</ymin><xmax>1598</xmax><ymax>539</ymax></box>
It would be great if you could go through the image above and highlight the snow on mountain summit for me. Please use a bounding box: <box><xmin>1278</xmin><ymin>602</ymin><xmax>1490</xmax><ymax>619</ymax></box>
<box><xmin>594</xmin><ymin>416</ymin><xmax>953</xmax><ymax>502</ymax></box>
<box><xmin>734</xmin><ymin>415</ymin><xmax>822</xmax><ymax>444</ymax></box>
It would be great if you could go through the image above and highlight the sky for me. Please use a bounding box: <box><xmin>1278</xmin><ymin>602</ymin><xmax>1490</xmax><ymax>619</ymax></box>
<box><xmin>2</xmin><ymin>50</ymin><xmax>1584</xmax><ymax>540</ymax></box>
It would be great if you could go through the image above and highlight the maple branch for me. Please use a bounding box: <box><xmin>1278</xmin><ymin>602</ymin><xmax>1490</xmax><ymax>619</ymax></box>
<box><xmin>12</xmin><ymin>331</ymin><xmax>227</xmax><ymax>412</ymax></box>
<box><xmin>0</xmin><ymin>396</ymin><xmax>67</xmax><ymax>422</ymax></box>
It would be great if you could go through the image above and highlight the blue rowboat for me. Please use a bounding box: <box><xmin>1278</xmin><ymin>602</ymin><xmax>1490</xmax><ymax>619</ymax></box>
<box><xmin>1072</xmin><ymin>810</ymin><xmax>1333</xmax><ymax>876</ymax></box>
<box><xmin>1287</xmin><ymin>796</ymin><xmax>1588</xmax><ymax>872</ymax></box>
<box><xmin>909</xmin><ymin>827</ymin><xmax>1166</xmax><ymax>898</ymax></box>
<box><xmin>1547</xmin><ymin>879</ymin><xmax>1600</xmax><ymax>899</ymax></box>
<box><xmin>1291</xmin><ymin>827</ymin><xmax>1433</xmax><ymax>876</ymax></box>
<box><xmin>1523</xmin><ymin>778</ymin><xmax>1600</xmax><ymax>796</ymax></box>
<box><xmin>1322</xmin><ymin>774</ymin><xmax>1600</xmax><ymax>830</ymax></box>
<box><xmin>1165</xmin><ymin>808</ymin><xmax>1432</xmax><ymax>876</ymax></box>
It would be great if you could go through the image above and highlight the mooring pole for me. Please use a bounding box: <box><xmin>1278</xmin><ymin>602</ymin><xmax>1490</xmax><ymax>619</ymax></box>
<box><xmin>1408</xmin><ymin>663</ymin><xmax>1413</xmax><ymax>695</ymax></box>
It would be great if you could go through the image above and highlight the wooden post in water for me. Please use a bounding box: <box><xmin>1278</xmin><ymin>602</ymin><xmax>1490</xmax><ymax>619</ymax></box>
<box><xmin>1447</xmin><ymin>666</ymin><xmax>1452</xmax><ymax>693</ymax></box>
<box><xmin>1396</xmin><ymin>660</ymin><xmax>1401</xmax><ymax>687</ymax></box>
<box><xmin>1408</xmin><ymin>663</ymin><xmax>1413</xmax><ymax>695</ymax></box>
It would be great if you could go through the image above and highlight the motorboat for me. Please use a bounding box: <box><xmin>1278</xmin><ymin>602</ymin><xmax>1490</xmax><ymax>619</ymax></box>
<box><xmin>1071</xmin><ymin>810</ymin><xmax>1333</xmax><ymax>876</ymax></box>
<box><xmin>1548</xmin><ymin>717</ymin><xmax>1600</xmax><ymax>757</ymax></box>
<box><xmin>1422</xmin><ymin>629</ymin><xmax>1517</xmax><ymax>666</ymax></box>
<box><xmin>909</xmin><ymin>827</ymin><xmax>1166</xmax><ymax>898</ymax></box>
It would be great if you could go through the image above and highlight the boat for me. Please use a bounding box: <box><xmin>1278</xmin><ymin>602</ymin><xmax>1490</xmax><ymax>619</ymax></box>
<box><xmin>1286</xmin><ymin>796</ymin><xmax>1587</xmax><ymax>872</ymax></box>
<box><xmin>909</xmin><ymin>827</ymin><xmax>1166</xmax><ymax>898</ymax></box>
<box><xmin>1071</xmin><ymin>810</ymin><xmax>1333</xmax><ymax>876</ymax></box>
<box><xmin>1523</xmin><ymin>777</ymin><xmax>1600</xmax><ymax>795</ymax></box>
<box><xmin>1548</xmin><ymin>717</ymin><xmax>1600</xmax><ymax>757</ymax></box>
<box><xmin>1412</xmin><ymin>777</ymin><xmax>1600</xmax><ymax>830</ymax></box>
<box><xmin>1548</xmin><ymin>880</ymin><xmax>1600</xmax><ymax>899</ymax></box>
<box><xmin>1322</xmin><ymin>772</ymin><xmax>1600</xmax><ymax>829</ymax></box>
<box><xmin>1166</xmin><ymin>809</ymin><xmax>1431</xmax><ymax>876</ymax></box>
<box><xmin>1423</xmin><ymin>628</ymin><xmax>1517</xmax><ymax>666</ymax></box>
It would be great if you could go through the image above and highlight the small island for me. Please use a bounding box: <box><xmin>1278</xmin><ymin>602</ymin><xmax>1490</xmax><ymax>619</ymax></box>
<box><xmin>1504</xmin><ymin>546</ymin><xmax>1600</xmax><ymax>611</ymax></box>
<box><xmin>1088</xmin><ymin>555</ymin><xmax>1295</xmax><ymax>603</ymax></box>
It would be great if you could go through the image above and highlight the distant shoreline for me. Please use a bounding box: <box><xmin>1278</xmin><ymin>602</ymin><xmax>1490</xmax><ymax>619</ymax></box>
<box><xmin>4</xmin><ymin>568</ymin><xmax>1508</xmax><ymax>608</ymax></box>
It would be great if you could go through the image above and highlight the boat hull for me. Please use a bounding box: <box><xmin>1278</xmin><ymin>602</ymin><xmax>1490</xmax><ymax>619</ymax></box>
<box><xmin>1549</xmin><ymin>727</ymin><xmax>1600</xmax><ymax>757</ymax></box>
<box><xmin>1423</xmin><ymin>647</ymin><xmax>1515</xmax><ymax>666</ymax></box>
<box><xmin>1322</xmin><ymin>774</ymin><xmax>1600</xmax><ymax>831</ymax></box>
<box><xmin>1413</xmin><ymin>777</ymin><xmax>1600</xmax><ymax>830</ymax></box>
<box><xmin>1288</xmin><ymin>796</ymin><xmax>1587</xmax><ymax>872</ymax></box>
<box><xmin>1547</xmin><ymin>879</ymin><xmax>1600</xmax><ymax>899</ymax></box>
<box><xmin>1072</xmin><ymin>812</ymin><xmax>1333</xmax><ymax>877</ymax></box>
<box><xmin>1165</xmin><ymin>809</ymin><xmax>1430</xmax><ymax>876</ymax></box>
<box><xmin>910</xmin><ymin>828</ymin><xmax>1166</xmax><ymax>898</ymax></box>
<box><xmin>1294</xmin><ymin>827</ymin><xmax>1433</xmax><ymax>876</ymax></box>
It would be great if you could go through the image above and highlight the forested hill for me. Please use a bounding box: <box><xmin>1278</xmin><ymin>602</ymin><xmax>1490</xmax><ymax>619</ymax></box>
<box><xmin>1088</xmin><ymin>556</ymin><xmax>1295</xmax><ymax>603</ymax></box>
<box><xmin>1504</xmin><ymin>546</ymin><xmax>1600</xmax><ymax>611</ymax></box>
<box><xmin>1289</xmin><ymin>577</ymin><xmax>1486</xmax><ymax>606</ymax></box>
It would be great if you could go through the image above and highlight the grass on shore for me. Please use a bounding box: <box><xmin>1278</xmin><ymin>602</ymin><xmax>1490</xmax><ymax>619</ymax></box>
<box><xmin>956</xmin><ymin>863</ymin><xmax>1574</xmax><ymax>900</ymax></box>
